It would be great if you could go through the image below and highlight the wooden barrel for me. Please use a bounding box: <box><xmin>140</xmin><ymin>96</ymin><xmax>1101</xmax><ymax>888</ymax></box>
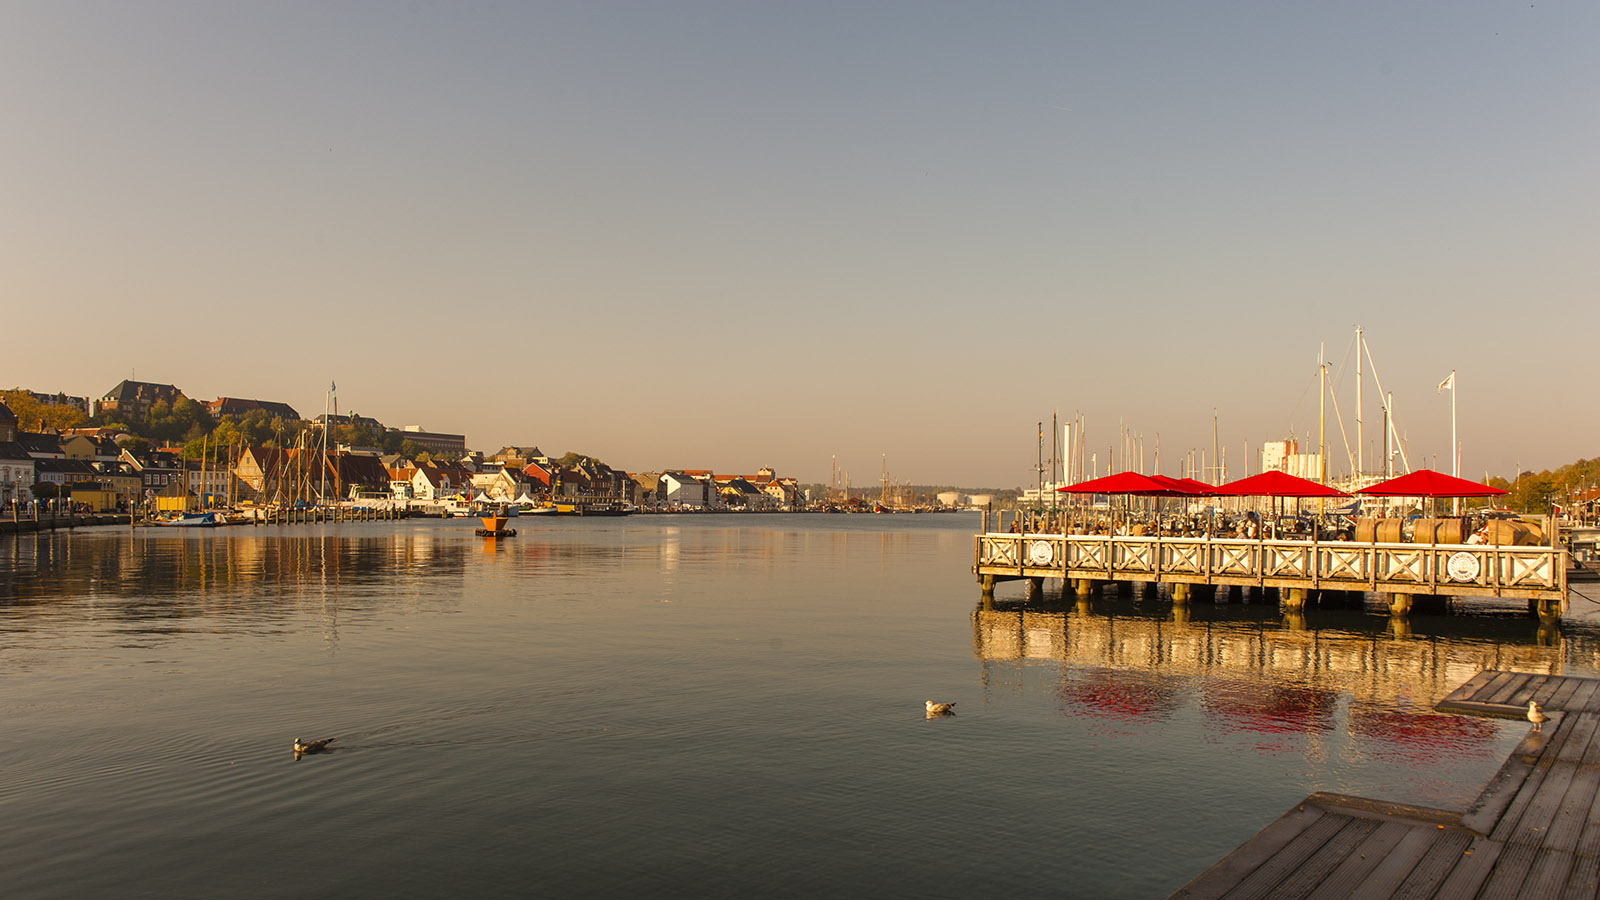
<box><xmin>1433</xmin><ymin>518</ymin><xmax>1467</xmax><ymax>544</ymax></box>
<box><xmin>1377</xmin><ymin>519</ymin><xmax>1403</xmax><ymax>543</ymax></box>
<box><xmin>1354</xmin><ymin>517</ymin><xmax>1378</xmax><ymax>542</ymax></box>
<box><xmin>1483</xmin><ymin>520</ymin><xmax>1531</xmax><ymax>545</ymax></box>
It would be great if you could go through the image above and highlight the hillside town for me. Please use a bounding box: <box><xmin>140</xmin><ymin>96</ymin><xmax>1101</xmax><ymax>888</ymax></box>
<box><xmin>0</xmin><ymin>380</ymin><xmax>815</xmax><ymax>514</ymax></box>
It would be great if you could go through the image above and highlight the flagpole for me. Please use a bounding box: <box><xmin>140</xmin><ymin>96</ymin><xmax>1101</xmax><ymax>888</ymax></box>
<box><xmin>1439</xmin><ymin>370</ymin><xmax>1457</xmax><ymax>515</ymax></box>
<box><xmin>1451</xmin><ymin>373</ymin><xmax>1458</xmax><ymax>515</ymax></box>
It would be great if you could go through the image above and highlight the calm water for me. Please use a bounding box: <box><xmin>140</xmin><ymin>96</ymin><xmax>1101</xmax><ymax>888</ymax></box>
<box><xmin>4</xmin><ymin>514</ymin><xmax>1598</xmax><ymax>899</ymax></box>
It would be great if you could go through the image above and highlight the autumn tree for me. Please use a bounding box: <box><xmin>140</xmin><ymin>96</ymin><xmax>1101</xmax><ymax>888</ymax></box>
<box><xmin>1</xmin><ymin>389</ymin><xmax>88</xmax><ymax>431</ymax></box>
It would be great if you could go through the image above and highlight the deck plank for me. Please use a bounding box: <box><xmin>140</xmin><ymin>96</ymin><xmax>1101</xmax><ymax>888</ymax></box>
<box><xmin>1217</xmin><ymin>812</ymin><xmax>1356</xmax><ymax>900</ymax></box>
<box><xmin>1166</xmin><ymin>804</ymin><xmax>1327</xmax><ymax>900</ymax></box>
<box><xmin>1461</xmin><ymin>727</ymin><xmax>1549</xmax><ymax>835</ymax></box>
<box><xmin>1386</xmin><ymin>831</ymin><xmax>1474</xmax><ymax>900</ymax></box>
<box><xmin>1472</xmin><ymin>840</ymin><xmax>1538</xmax><ymax>900</ymax></box>
<box><xmin>1573</xmin><ymin>769</ymin><xmax>1600</xmax><ymax>859</ymax></box>
<box><xmin>1343</xmin><ymin>827</ymin><xmax>1447</xmax><ymax>899</ymax></box>
<box><xmin>1477</xmin><ymin>671</ymin><xmax>1521</xmax><ymax>705</ymax></box>
<box><xmin>1566</xmin><ymin>678</ymin><xmax>1600</xmax><ymax>714</ymax></box>
<box><xmin>1505</xmin><ymin>673</ymin><xmax>1552</xmax><ymax>709</ymax></box>
<box><xmin>1555</xmin><ymin>710</ymin><xmax>1600</xmax><ymax>765</ymax></box>
<box><xmin>1531</xmin><ymin>674</ymin><xmax>1569</xmax><ymax>705</ymax></box>
<box><xmin>1258</xmin><ymin>816</ymin><xmax>1379</xmax><ymax>900</ymax></box>
<box><xmin>1489</xmin><ymin>722</ymin><xmax>1578</xmax><ymax>843</ymax></box>
<box><xmin>1520</xmin><ymin>848</ymin><xmax>1577</xmax><ymax>900</ymax></box>
<box><xmin>1428</xmin><ymin>834</ymin><xmax>1503</xmax><ymax>899</ymax></box>
<box><xmin>1557</xmin><ymin>852</ymin><xmax>1600</xmax><ymax>900</ymax></box>
<box><xmin>1546</xmin><ymin>674</ymin><xmax>1586</xmax><ymax>710</ymax></box>
<box><xmin>1441</xmin><ymin>670</ymin><xmax>1500</xmax><ymax>706</ymax></box>
<box><xmin>1542</xmin><ymin>768</ymin><xmax>1600</xmax><ymax>855</ymax></box>
<box><xmin>1486</xmin><ymin>672</ymin><xmax>1535</xmax><ymax>706</ymax></box>
<box><xmin>1300</xmin><ymin>820</ymin><xmax>1413</xmax><ymax>900</ymax></box>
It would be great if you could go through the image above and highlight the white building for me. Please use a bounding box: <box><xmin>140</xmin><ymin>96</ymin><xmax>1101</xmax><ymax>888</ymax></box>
<box><xmin>0</xmin><ymin>444</ymin><xmax>34</xmax><ymax>505</ymax></box>
<box><xmin>659</xmin><ymin>472</ymin><xmax>717</xmax><ymax>508</ymax></box>
<box><xmin>1261</xmin><ymin>440</ymin><xmax>1322</xmax><ymax>480</ymax></box>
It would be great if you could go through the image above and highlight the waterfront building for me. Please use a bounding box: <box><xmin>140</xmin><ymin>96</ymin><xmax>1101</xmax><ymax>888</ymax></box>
<box><xmin>470</xmin><ymin>467</ymin><xmax>526</xmax><ymax>502</ymax></box>
<box><xmin>658</xmin><ymin>471</ymin><xmax>718</xmax><ymax>508</ymax></box>
<box><xmin>34</xmin><ymin>457</ymin><xmax>101</xmax><ymax>490</ymax></box>
<box><xmin>119</xmin><ymin>447</ymin><xmax>183</xmax><ymax>493</ymax></box>
<box><xmin>0</xmin><ymin>441</ymin><xmax>34</xmax><ymax>504</ymax></box>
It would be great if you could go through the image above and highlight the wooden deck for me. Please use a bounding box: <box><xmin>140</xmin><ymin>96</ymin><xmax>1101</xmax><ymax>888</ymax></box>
<box><xmin>1170</xmin><ymin>671</ymin><xmax>1600</xmax><ymax>899</ymax></box>
<box><xmin>974</xmin><ymin>532</ymin><xmax>1568</xmax><ymax>609</ymax></box>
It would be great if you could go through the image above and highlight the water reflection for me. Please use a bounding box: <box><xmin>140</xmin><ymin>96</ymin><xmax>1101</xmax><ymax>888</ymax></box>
<box><xmin>975</xmin><ymin>596</ymin><xmax>1600</xmax><ymax>772</ymax></box>
<box><xmin>0</xmin><ymin>528</ymin><xmax>470</xmax><ymax>629</ymax></box>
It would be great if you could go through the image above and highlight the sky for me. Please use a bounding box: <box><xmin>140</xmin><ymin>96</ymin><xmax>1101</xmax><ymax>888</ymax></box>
<box><xmin>3</xmin><ymin>2</ymin><xmax>1596</xmax><ymax>487</ymax></box>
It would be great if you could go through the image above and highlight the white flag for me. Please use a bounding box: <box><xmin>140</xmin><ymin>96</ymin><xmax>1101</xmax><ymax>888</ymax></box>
<box><xmin>1437</xmin><ymin>371</ymin><xmax>1454</xmax><ymax>392</ymax></box>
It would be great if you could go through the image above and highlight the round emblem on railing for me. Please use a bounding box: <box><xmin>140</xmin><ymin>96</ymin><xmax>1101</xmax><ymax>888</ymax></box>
<box><xmin>1029</xmin><ymin>539</ymin><xmax>1055</xmax><ymax>566</ymax></box>
<box><xmin>1447</xmin><ymin>551</ymin><xmax>1481</xmax><ymax>583</ymax></box>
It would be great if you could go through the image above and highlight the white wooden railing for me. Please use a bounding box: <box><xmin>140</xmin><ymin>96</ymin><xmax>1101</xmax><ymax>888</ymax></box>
<box><xmin>974</xmin><ymin>533</ymin><xmax>1567</xmax><ymax>600</ymax></box>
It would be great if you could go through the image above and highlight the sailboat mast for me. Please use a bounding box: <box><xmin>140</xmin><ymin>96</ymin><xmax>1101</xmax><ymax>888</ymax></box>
<box><xmin>1356</xmin><ymin>326</ymin><xmax>1363</xmax><ymax>478</ymax></box>
<box><xmin>1318</xmin><ymin>345</ymin><xmax>1327</xmax><ymax>484</ymax></box>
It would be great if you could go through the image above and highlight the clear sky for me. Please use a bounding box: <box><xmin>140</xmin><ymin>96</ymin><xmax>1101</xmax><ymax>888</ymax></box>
<box><xmin>4</xmin><ymin>2</ymin><xmax>1596</xmax><ymax>487</ymax></box>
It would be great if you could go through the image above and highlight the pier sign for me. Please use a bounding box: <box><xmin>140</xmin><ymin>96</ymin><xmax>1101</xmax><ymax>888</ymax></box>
<box><xmin>1447</xmin><ymin>551</ymin><xmax>1481</xmax><ymax>583</ymax></box>
<box><xmin>1028</xmin><ymin>540</ymin><xmax>1055</xmax><ymax>566</ymax></box>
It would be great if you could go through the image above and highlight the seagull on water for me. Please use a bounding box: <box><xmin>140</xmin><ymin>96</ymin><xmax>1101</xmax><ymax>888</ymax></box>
<box><xmin>925</xmin><ymin>701</ymin><xmax>956</xmax><ymax>716</ymax></box>
<box><xmin>1528</xmin><ymin>701</ymin><xmax>1548</xmax><ymax>733</ymax></box>
<box><xmin>294</xmin><ymin>737</ymin><xmax>336</xmax><ymax>755</ymax></box>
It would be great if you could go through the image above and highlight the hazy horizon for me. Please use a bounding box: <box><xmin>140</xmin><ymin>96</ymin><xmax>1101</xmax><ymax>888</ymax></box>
<box><xmin>5</xmin><ymin>3</ymin><xmax>1595</xmax><ymax>486</ymax></box>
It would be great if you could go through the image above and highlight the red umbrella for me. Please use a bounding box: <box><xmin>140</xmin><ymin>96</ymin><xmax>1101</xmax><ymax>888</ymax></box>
<box><xmin>1211</xmin><ymin>470</ymin><xmax>1348</xmax><ymax>497</ymax></box>
<box><xmin>1354</xmin><ymin>469</ymin><xmax>1507</xmax><ymax>497</ymax></box>
<box><xmin>1054</xmin><ymin>471</ymin><xmax>1184</xmax><ymax>534</ymax></box>
<box><xmin>1148</xmin><ymin>474</ymin><xmax>1208</xmax><ymax>495</ymax></box>
<box><xmin>1054</xmin><ymin>471</ymin><xmax>1186</xmax><ymax>496</ymax></box>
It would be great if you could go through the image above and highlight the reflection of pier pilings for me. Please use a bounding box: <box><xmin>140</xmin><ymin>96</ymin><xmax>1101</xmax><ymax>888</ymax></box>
<box><xmin>971</xmin><ymin>603</ymin><xmax>1591</xmax><ymax>709</ymax></box>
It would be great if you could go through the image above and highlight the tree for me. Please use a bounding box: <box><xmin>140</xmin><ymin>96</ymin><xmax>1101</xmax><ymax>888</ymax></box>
<box><xmin>1</xmin><ymin>389</ymin><xmax>88</xmax><ymax>431</ymax></box>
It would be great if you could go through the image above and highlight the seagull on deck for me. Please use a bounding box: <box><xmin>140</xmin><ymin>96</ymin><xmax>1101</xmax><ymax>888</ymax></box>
<box><xmin>925</xmin><ymin>701</ymin><xmax>956</xmax><ymax>716</ymax></box>
<box><xmin>1528</xmin><ymin>701</ymin><xmax>1549</xmax><ymax>733</ymax></box>
<box><xmin>294</xmin><ymin>737</ymin><xmax>336</xmax><ymax>755</ymax></box>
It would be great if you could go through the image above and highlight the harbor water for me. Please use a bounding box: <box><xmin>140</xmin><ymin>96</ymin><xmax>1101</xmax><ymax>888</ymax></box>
<box><xmin>4</xmin><ymin>514</ymin><xmax>1598</xmax><ymax>899</ymax></box>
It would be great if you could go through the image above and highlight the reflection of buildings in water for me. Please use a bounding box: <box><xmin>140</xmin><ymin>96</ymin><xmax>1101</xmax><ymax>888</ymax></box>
<box><xmin>660</xmin><ymin>527</ymin><xmax>680</xmax><ymax>576</ymax></box>
<box><xmin>972</xmin><ymin>603</ymin><xmax>1592</xmax><ymax>714</ymax></box>
<box><xmin>0</xmin><ymin>530</ymin><xmax>469</xmax><ymax>618</ymax></box>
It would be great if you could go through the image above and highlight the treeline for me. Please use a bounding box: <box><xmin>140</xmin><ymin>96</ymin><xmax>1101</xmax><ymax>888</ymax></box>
<box><xmin>1</xmin><ymin>389</ymin><xmax>439</xmax><ymax>462</ymax></box>
<box><xmin>1488</xmin><ymin>458</ymin><xmax>1600</xmax><ymax>514</ymax></box>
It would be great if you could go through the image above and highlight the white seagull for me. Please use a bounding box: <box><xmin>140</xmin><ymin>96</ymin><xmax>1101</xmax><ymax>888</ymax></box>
<box><xmin>1528</xmin><ymin>701</ymin><xmax>1549</xmax><ymax>733</ymax></box>
<box><xmin>925</xmin><ymin>701</ymin><xmax>956</xmax><ymax>716</ymax></box>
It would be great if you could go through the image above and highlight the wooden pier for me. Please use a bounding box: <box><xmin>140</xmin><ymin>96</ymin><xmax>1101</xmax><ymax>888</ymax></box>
<box><xmin>1170</xmin><ymin>670</ymin><xmax>1600</xmax><ymax>899</ymax></box>
<box><xmin>974</xmin><ymin>531</ymin><xmax>1569</xmax><ymax>616</ymax></box>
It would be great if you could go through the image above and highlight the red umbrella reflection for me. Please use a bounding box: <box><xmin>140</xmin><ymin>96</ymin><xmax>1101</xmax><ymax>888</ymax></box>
<box><xmin>1347</xmin><ymin>703</ymin><xmax>1497</xmax><ymax>763</ymax></box>
<box><xmin>1203</xmin><ymin>681</ymin><xmax>1337</xmax><ymax>740</ymax></box>
<box><xmin>1058</xmin><ymin>669</ymin><xmax>1180</xmax><ymax>725</ymax></box>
